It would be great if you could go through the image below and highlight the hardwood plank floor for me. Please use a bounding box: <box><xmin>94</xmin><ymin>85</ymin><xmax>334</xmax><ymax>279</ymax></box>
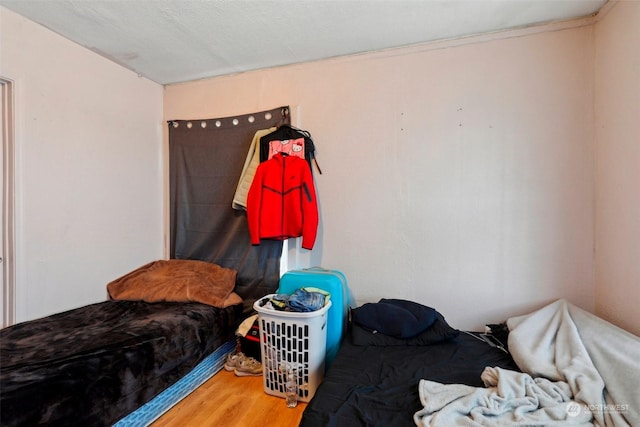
<box><xmin>151</xmin><ymin>369</ymin><xmax>307</xmax><ymax>427</ymax></box>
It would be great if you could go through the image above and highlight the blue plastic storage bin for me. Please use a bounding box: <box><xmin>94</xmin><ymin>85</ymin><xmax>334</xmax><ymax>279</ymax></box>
<box><xmin>277</xmin><ymin>267</ymin><xmax>349</xmax><ymax>369</ymax></box>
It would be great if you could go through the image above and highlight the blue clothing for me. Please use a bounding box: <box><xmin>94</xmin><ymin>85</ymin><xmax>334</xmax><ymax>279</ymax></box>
<box><xmin>271</xmin><ymin>289</ymin><xmax>326</xmax><ymax>312</ymax></box>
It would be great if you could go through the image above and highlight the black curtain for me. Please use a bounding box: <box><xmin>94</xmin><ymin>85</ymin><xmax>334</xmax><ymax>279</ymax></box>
<box><xmin>169</xmin><ymin>106</ymin><xmax>288</xmax><ymax>314</ymax></box>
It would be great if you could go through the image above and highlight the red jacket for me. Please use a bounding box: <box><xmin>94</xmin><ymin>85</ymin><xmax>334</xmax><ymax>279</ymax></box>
<box><xmin>247</xmin><ymin>153</ymin><xmax>318</xmax><ymax>249</ymax></box>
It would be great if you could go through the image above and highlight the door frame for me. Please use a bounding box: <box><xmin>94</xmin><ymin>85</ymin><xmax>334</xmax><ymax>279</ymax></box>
<box><xmin>1</xmin><ymin>76</ymin><xmax>16</xmax><ymax>328</ymax></box>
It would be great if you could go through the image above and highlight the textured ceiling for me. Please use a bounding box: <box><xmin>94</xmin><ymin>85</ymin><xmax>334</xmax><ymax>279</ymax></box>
<box><xmin>1</xmin><ymin>0</ymin><xmax>608</xmax><ymax>85</ymax></box>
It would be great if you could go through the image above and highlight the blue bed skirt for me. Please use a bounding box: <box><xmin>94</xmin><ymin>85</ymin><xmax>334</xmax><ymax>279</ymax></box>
<box><xmin>115</xmin><ymin>339</ymin><xmax>235</xmax><ymax>426</ymax></box>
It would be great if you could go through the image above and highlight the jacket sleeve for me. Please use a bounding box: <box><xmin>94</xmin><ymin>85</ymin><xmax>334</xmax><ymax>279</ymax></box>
<box><xmin>232</xmin><ymin>127</ymin><xmax>275</xmax><ymax>210</ymax></box>
<box><xmin>246</xmin><ymin>163</ymin><xmax>264</xmax><ymax>245</ymax></box>
<box><xmin>300</xmin><ymin>163</ymin><xmax>319</xmax><ymax>250</ymax></box>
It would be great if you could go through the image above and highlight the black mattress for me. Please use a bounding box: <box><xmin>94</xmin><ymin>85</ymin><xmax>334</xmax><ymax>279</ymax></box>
<box><xmin>300</xmin><ymin>330</ymin><xmax>519</xmax><ymax>427</ymax></box>
<box><xmin>0</xmin><ymin>299</ymin><xmax>241</xmax><ymax>427</ymax></box>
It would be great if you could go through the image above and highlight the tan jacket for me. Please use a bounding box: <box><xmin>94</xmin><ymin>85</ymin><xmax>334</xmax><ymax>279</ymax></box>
<box><xmin>232</xmin><ymin>127</ymin><xmax>276</xmax><ymax>210</ymax></box>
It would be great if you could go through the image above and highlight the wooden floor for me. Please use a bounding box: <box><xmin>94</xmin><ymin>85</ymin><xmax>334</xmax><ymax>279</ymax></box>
<box><xmin>151</xmin><ymin>368</ymin><xmax>307</xmax><ymax>427</ymax></box>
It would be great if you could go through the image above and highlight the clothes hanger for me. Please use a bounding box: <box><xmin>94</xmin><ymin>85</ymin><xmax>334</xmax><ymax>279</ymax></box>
<box><xmin>275</xmin><ymin>108</ymin><xmax>312</xmax><ymax>137</ymax></box>
<box><xmin>269</xmin><ymin>107</ymin><xmax>322</xmax><ymax>174</ymax></box>
<box><xmin>274</xmin><ymin>107</ymin><xmax>290</xmax><ymax>128</ymax></box>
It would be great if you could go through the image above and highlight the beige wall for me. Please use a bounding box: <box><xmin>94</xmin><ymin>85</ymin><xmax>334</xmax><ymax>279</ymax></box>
<box><xmin>4</xmin><ymin>2</ymin><xmax>636</xmax><ymax>333</ymax></box>
<box><xmin>165</xmin><ymin>23</ymin><xmax>596</xmax><ymax>330</ymax></box>
<box><xmin>594</xmin><ymin>1</ymin><xmax>640</xmax><ymax>336</ymax></box>
<box><xmin>1</xmin><ymin>7</ymin><xmax>165</xmax><ymax>322</ymax></box>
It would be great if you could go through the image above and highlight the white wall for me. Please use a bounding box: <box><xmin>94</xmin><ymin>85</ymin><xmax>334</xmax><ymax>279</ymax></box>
<box><xmin>594</xmin><ymin>1</ymin><xmax>640</xmax><ymax>336</ymax></box>
<box><xmin>165</xmin><ymin>23</ymin><xmax>596</xmax><ymax>330</ymax></box>
<box><xmin>6</xmin><ymin>4</ymin><xmax>634</xmax><ymax>333</ymax></box>
<box><xmin>1</xmin><ymin>7</ymin><xmax>165</xmax><ymax>322</ymax></box>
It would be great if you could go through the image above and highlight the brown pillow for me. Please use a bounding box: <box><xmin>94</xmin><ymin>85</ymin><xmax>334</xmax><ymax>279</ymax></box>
<box><xmin>107</xmin><ymin>259</ymin><xmax>239</xmax><ymax>308</ymax></box>
<box><xmin>221</xmin><ymin>292</ymin><xmax>243</xmax><ymax>308</ymax></box>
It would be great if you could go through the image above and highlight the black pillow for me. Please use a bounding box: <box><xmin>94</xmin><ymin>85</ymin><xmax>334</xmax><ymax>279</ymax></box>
<box><xmin>352</xmin><ymin>298</ymin><xmax>438</xmax><ymax>339</ymax></box>
<box><xmin>351</xmin><ymin>311</ymin><xmax>459</xmax><ymax>346</ymax></box>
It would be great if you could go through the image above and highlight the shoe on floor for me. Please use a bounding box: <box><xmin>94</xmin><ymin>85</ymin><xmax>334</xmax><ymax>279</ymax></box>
<box><xmin>224</xmin><ymin>351</ymin><xmax>245</xmax><ymax>372</ymax></box>
<box><xmin>234</xmin><ymin>356</ymin><xmax>263</xmax><ymax>377</ymax></box>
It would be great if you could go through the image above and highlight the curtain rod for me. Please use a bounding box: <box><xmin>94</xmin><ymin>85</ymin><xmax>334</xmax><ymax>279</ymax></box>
<box><xmin>167</xmin><ymin>106</ymin><xmax>288</xmax><ymax>129</ymax></box>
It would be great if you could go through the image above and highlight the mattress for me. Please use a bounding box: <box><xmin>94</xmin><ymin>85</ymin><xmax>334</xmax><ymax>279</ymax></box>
<box><xmin>114</xmin><ymin>339</ymin><xmax>236</xmax><ymax>426</ymax></box>
<box><xmin>0</xmin><ymin>299</ymin><xmax>242</xmax><ymax>427</ymax></box>
<box><xmin>300</xmin><ymin>329</ymin><xmax>519</xmax><ymax>427</ymax></box>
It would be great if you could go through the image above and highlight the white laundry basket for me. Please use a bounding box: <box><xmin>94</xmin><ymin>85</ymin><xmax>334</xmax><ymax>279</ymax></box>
<box><xmin>253</xmin><ymin>295</ymin><xmax>331</xmax><ymax>402</ymax></box>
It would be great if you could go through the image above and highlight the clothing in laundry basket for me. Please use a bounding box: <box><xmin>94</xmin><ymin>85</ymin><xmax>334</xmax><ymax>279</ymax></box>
<box><xmin>262</xmin><ymin>288</ymin><xmax>329</xmax><ymax>312</ymax></box>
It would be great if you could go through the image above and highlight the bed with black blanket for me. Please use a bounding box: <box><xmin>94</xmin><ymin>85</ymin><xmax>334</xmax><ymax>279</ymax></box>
<box><xmin>301</xmin><ymin>298</ymin><xmax>640</xmax><ymax>427</ymax></box>
<box><xmin>0</xmin><ymin>259</ymin><xmax>245</xmax><ymax>427</ymax></box>
<box><xmin>300</xmin><ymin>298</ymin><xmax>519</xmax><ymax>427</ymax></box>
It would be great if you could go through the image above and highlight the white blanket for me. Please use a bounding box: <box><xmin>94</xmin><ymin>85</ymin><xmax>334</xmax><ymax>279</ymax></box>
<box><xmin>414</xmin><ymin>299</ymin><xmax>640</xmax><ymax>427</ymax></box>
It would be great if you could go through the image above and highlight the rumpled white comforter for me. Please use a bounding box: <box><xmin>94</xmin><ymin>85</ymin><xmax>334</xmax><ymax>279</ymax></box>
<box><xmin>413</xmin><ymin>299</ymin><xmax>640</xmax><ymax>427</ymax></box>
